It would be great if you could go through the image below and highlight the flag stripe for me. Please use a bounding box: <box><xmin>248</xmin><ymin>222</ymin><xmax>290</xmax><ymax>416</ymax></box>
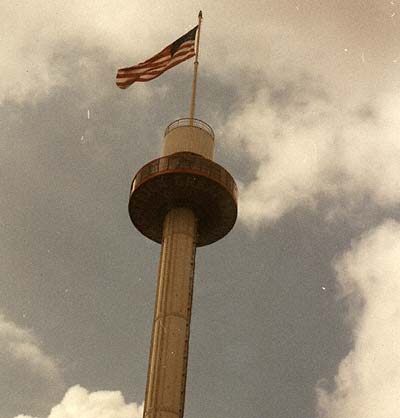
<box><xmin>118</xmin><ymin>52</ymin><xmax>194</xmax><ymax>81</ymax></box>
<box><xmin>116</xmin><ymin>48</ymin><xmax>194</xmax><ymax>85</ymax></box>
<box><xmin>140</xmin><ymin>40</ymin><xmax>194</xmax><ymax>66</ymax></box>
<box><xmin>116</xmin><ymin>49</ymin><xmax>195</xmax><ymax>88</ymax></box>
<box><xmin>117</xmin><ymin>42</ymin><xmax>195</xmax><ymax>76</ymax></box>
<box><xmin>116</xmin><ymin>46</ymin><xmax>195</xmax><ymax>79</ymax></box>
<box><xmin>117</xmin><ymin>42</ymin><xmax>195</xmax><ymax>75</ymax></box>
<box><xmin>116</xmin><ymin>49</ymin><xmax>195</xmax><ymax>87</ymax></box>
<box><xmin>116</xmin><ymin>26</ymin><xmax>198</xmax><ymax>89</ymax></box>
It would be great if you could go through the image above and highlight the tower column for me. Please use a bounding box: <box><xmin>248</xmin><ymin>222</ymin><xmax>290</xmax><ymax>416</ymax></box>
<box><xmin>144</xmin><ymin>207</ymin><xmax>197</xmax><ymax>418</ymax></box>
<box><xmin>129</xmin><ymin>119</ymin><xmax>237</xmax><ymax>418</ymax></box>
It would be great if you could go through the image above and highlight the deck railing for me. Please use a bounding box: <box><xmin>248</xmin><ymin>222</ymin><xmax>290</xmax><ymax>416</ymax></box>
<box><xmin>132</xmin><ymin>152</ymin><xmax>237</xmax><ymax>201</ymax></box>
<box><xmin>164</xmin><ymin>118</ymin><xmax>215</xmax><ymax>140</ymax></box>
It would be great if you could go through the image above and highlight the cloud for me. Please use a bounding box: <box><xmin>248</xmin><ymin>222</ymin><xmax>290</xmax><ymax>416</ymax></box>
<box><xmin>316</xmin><ymin>220</ymin><xmax>400</xmax><ymax>418</ymax></box>
<box><xmin>0</xmin><ymin>313</ymin><xmax>62</xmax><ymax>383</ymax></box>
<box><xmin>225</xmin><ymin>81</ymin><xmax>400</xmax><ymax>225</ymax></box>
<box><xmin>2</xmin><ymin>0</ymin><xmax>400</xmax><ymax>104</ymax></box>
<box><xmin>1</xmin><ymin>0</ymin><xmax>157</xmax><ymax>103</ymax></box>
<box><xmin>15</xmin><ymin>385</ymin><xmax>143</xmax><ymax>418</ymax></box>
<box><xmin>1</xmin><ymin>0</ymin><xmax>210</xmax><ymax>104</ymax></box>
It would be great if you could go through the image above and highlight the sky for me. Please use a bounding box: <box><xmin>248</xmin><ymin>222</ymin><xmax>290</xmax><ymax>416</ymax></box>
<box><xmin>1</xmin><ymin>1</ymin><xmax>400</xmax><ymax>417</ymax></box>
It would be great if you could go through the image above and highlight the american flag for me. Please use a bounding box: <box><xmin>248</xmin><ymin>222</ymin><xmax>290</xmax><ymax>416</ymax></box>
<box><xmin>116</xmin><ymin>26</ymin><xmax>198</xmax><ymax>89</ymax></box>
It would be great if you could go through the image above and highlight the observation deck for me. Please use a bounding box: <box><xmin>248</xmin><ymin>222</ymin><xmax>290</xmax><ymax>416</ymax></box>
<box><xmin>129</xmin><ymin>151</ymin><xmax>237</xmax><ymax>247</ymax></box>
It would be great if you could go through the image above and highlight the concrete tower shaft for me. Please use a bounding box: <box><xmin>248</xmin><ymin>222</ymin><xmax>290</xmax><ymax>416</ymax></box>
<box><xmin>129</xmin><ymin>118</ymin><xmax>237</xmax><ymax>418</ymax></box>
<box><xmin>144</xmin><ymin>207</ymin><xmax>197</xmax><ymax>418</ymax></box>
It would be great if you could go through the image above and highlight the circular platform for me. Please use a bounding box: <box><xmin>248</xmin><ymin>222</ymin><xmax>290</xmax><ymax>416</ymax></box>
<box><xmin>129</xmin><ymin>152</ymin><xmax>238</xmax><ymax>247</ymax></box>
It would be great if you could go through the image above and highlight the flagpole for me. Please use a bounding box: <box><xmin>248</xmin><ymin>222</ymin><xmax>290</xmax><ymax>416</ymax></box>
<box><xmin>189</xmin><ymin>11</ymin><xmax>203</xmax><ymax>125</ymax></box>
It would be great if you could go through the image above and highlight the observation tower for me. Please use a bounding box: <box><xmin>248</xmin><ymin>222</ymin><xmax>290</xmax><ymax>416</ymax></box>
<box><xmin>129</xmin><ymin>117</ymin><xmax>238</xmax><ymax>418</ymax></box>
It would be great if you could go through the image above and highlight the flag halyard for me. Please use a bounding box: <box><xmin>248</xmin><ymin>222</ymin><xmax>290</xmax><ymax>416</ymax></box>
<box><xmin>116</xmin><ymin>26</ymin><xmax>198</xmax><ymax>89</ymax></box>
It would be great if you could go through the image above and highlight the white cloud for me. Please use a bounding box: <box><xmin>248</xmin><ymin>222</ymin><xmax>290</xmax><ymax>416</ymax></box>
<box><xmin>1</xmin><ymin>1</ymin><xmax>159</xmax><ymax>103</ymax></box>
<box><xmin>15</xmin><ymin>385</ymin><xmax>143</xmax><ymax>418</ymax></box>
<box><xmin>225</xmin><ymin>83</ymin><xmax>337</xmax><ymax>224</ymax></box>
<box><xmin>2</xmin><ymin>0</ymin><xmax>400</xmax><ymax>104</ymax></box>
<box><xmin>0</xmin><ymin>315</ymin><xmax>143</xmax><ymax>417</ymax></box>
<box><xmin>225</xmin><ymin>84</ymin><xmax>400</xmax><ymax>225</ymax></box>
<box><xmin>2</xmin><ymin>0</ymin><xmax>391</xmax><ymax>227</ymax></box>
<box><xmin>0</xmin><ymin>313</ymin><xmax>62</xmax><ymax>383</ymax></box>
<box><xmin>316</xmin><ymin>220</ymin><xmax>400</xmax><ymax>418</ymax></box>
